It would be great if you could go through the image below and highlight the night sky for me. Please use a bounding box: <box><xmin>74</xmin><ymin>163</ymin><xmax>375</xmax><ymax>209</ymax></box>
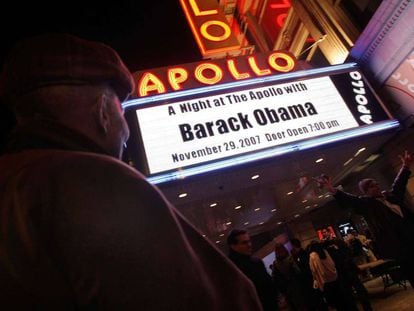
<box><xmin>0</xmin><ymin>1</ymin><xmax>201</xmax><ymax>71</ymax></box>
<box><xmin>0</xmin><ymin>1</ymin><xmax>201</xmax><ymax>148</ymax></box>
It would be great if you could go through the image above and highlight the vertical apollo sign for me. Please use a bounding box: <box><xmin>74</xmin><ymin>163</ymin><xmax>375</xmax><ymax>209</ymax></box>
<box><xmin>180</xmin><ymin>0</ymin><xmax>241</xmax><ymax>57</ymax></box>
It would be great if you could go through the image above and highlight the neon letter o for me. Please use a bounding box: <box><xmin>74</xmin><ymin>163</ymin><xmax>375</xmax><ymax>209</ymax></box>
<box><xmin>200</xmin><ymin>20</ymin><xmax>231</xmax><ymax>42</ymax></box>
<box><xmin>268</xmin><ymin>52</ymin><xmax>295</xmax><ymax>72</ymax></box>
<box><xmin>194</xmin><ymin>63</ymin><xmax>223</xmax><ymax>85</ymax></box>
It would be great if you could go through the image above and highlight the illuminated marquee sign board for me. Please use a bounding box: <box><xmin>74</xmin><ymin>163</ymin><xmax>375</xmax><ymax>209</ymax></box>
<box><xmin>124</xmin><ymin>63</ymin><xmax>398</xmax><ymax>184</ymax></box>
<box><xmin>179</xmin><ymin>0</ymin><xmax>241</xmax><ymax>57</ymax></box>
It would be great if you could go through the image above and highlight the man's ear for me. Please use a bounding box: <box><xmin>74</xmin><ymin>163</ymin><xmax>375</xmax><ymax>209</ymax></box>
<box><xmin>97</xmin><ymin>93</ymin><xmax>111</xmax><ymax>134</ymax></box>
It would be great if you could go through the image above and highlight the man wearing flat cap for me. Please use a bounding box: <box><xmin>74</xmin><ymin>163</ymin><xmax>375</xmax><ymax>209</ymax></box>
<box><xmin>0</xmin><ymin>33</ymin><xmax>261</xmax><ymax>310</ymax></box>
<box><xmin>316</xmin><ymin>151</ymin><xmax>414</xmax><ymax>288</ymax></box>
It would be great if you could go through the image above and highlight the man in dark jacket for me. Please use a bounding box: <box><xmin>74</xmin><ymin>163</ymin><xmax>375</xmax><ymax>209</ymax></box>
<box><xmin>322</xmin><ymin>237</ymin><xmax>371</xmax><ymax>311</ymax></box>
<box><xmin>228</xmin><ymin>229</ymin><xmax>279</xmax><ymax>311</ymax></box>
<box><xmin>317</xmin><ymin>151</ymin><xmax>414</xmax><ymax>287</ymax></box>
<box><xmin>291</xmin><ymin>238</ymin><xmax>328</xmax><ymax>311</ymax></box>
<box><xmin>0</xmin><ymin>33</ymin><xmax>261</xmax><ymax>310</ymax></box>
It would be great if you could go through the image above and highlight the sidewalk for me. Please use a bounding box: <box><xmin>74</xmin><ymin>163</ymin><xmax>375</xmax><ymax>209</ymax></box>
<box><xmin>278</xmin><ymin>276</ymin><xmax>414</xmax><ymax>310</ymax></box>
<box><xmin>361</xmin><ymin>276</ymin><xmax>414</xmax><ymax>311</ymax></box>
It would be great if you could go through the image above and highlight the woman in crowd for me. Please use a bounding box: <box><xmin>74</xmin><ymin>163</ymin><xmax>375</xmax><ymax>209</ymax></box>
<box><xmin>308</xmin><ymin>241</ymin><xmax>349</xmax><ymax>311</ymax></box>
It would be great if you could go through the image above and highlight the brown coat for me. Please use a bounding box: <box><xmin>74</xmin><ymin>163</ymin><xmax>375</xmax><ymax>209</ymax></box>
<box><xmin>0</xmin><ymin>123</ymin><xmax>261</xmax><ymax>310</ymax></box>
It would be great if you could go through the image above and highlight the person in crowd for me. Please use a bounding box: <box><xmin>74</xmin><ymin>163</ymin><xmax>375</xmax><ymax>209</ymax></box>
<box><xmin>345</xmin><ymin>229</ymin><xmax>377</xmax><ymax>265</ymax></box>
<box><xmin>272</xmin><ymin>243</ymin><xmax>306</xmax><ymax>311</ymax></box>
<box><xmin>348</xmin><ymin>236</ymin><xmax>369</xmax><ymax>265</ymax></box>
<box><xmin>344</xmin><ymin>229</ymin><xmax>369</xmax><ymax>247</ymax></box>
<box><xmin>363</xmin><ymin>228</ymin><xmax>379</xmax><ymax>257</ymax></box>
<box><xmin>227</xmin><ymin>229</ymin><xmax>279</xmax><ymax>311</ymax></box>
<box><xmin>308</xmin><ymin>240</ymin><xmax>349</xmax><ymax>311</ymax></box>
<box><xmin>0</xmin><ymin>33</ymin><xmax>262</xmax><ymax>310</ymax></box>
<box><xmin>316</xmin><ymin>150</ymin><xmax>414</xmax><ymax>288</ymax></box>
<box><xmin>290</xmin><ymin>239</ymin><xmax>328</xmax><ymax>311</ymax></box>
<box><xmin>320</xmin><ymin>228</ymin><xmax>334</xmax><ymax>241</ymax></box>
<box><xmin>290</xmin><ymin>239</ymin><xmax>308</xmax><ymax>273</ymax></box>
<box><xmin>345</xmin><ymin>229</ymin><xmax>376</xmax><ymax>258</ymax></box>
<box><xmin>322</xmin><ymin>237</ymin><xmax>372</xmax><ymax>311</ymax></box>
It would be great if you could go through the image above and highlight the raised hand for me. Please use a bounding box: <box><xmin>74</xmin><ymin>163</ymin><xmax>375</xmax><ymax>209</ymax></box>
<box><xmin>313</xmin><ymin>174</ymin><xmax>337</xmax><ymax>193</ymax></box>
<box><xmin>399</xmin><ymin>150</ymin><xmax>413</xmax><ymax>168</ymax></box>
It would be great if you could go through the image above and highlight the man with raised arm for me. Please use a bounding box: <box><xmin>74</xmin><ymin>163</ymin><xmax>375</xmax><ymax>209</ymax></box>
<box><xmin>317</xmin><ymin>151</ymin><xmax>414</xmax><ymax>288</ymax></box>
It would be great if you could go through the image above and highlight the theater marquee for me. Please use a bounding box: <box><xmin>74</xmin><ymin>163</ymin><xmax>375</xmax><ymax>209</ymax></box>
<box><xmin>124</xmin><ymin>60</ymin><xmax>399</xmax><ymax>184</ymax></box>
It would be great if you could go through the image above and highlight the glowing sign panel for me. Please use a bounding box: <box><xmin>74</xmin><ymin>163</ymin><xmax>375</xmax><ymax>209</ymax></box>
<box><xmin>128</xmin><ymin>70</ymin><xmax>390</xmax><ymax>176</ymax></box>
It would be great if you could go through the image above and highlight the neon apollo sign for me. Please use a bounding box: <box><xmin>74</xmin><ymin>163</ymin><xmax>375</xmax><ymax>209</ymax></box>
<box><xmin>125</xmin><ymin>61</ymin><xmax>398</xmax><ymax>184</ymax></box>
<box><xmin>135</xmin><ymin>51</ymin><xmax>297</xmax><ymax>97</ymax></box>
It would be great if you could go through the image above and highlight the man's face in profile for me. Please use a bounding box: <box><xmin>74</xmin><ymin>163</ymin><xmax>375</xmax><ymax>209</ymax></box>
<box><xmin>105</xmin><ymin>94</ymin><xmax>130</xmax><ymax>159</ymax></box>
<box><xmin>231</xmin><ymin>233</ymin><xmax>253</xmax><ymax>256</ymax></box>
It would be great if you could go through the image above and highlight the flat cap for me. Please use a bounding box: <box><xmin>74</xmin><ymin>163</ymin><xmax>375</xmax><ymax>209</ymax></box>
<box><xmin>0</xmin><ymin>33</ymin><xmax>134</xmax><ymax>102</ymax></box>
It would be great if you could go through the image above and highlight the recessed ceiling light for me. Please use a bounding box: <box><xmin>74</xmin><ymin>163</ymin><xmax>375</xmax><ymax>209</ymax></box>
<box><xmin>215</xmin><ymin>240</ymin><xmax>221</xmax><ymax>244</ymax></box>
<box><xmin>225</xmin><ymin>221</ymin><xmax>232</xmax><ymax>225</ymax></box>
<box><xmin>318</xmin><ymin>195</ymin><xmax>324</xmax><ymax>198</ymax></box>
<box><xmin>294</xmin><ymin>214</ymin><xmax>300</xmax><ymax>218</ymax></box>
<box><xmin>234</xmin><ymin>205</ymin><xmax>242</xmax><ymax>210</ymax></box>
<box><xmin>313</xmin><ymin>204</ymin><xmax>318</xmax><ymax>207</ymax></box>
<box><xmin>251</xmin><ymin>174</ymin><xmax>260</xmax><ymax>180</ymax></box>
<box><xmin>315</xmin><ymin>158</ymin><xmax>324</xmax><ymax>163</ymax></box>
<box><xmin>365</xmin><ymin>154</ymin><xmax>381</xmax><ymax>162</ymax></box>
<box><xmin>271</xmin><ymin>209</ymin><xmax>277</xmax><ymax>212</ymax></box>
<box><xmin>353</xmin><ymin>155</ymin><xmax>381</xmax><ymax>172</ymax></box>
<box><xmin>259</xmin><ymin>222</ymin><xmax>264</xmax><ymax>225</ymax></box>
<box><xmin>277</xmin><ymin>221</ymin><xmax>283</xmax><ymax>225</ymax></box>
<box><xmin>343</xmin><ymin>158</ymin><xmax>353</xmax><ymax>166</ymax></box>
<box><xmin>254</xmin><ymin>208</ymin><xmax>261</xmax><ymax>211</ymax></box>
<box><xmin>219</xmin><ymin>233</ymin><xmax>225</xmax><ymax>237</ymax></box>
<box><xmin>354</xmin><ymin>147</ymin><xmax>366</xmax><ymax>157</ymax></box>
<box><xmin>244</xmin><ymin>222</ymin><xmax>249</xmax><ymax>225</ymax></box>
<box><xmin>287</xmin><ymin>191</ymin><xmax>293</xmax><ymax>195</ymax></box>
<box><xmin>302</xmin><ymin>199</ymin><xmax>308</xmax><ymax>203</ymax></box>
<box><xmin>210</xmin><ymin>202</ymin><xmax>217</xmax><ymax>207</ymax></box>
<box><xmin>178</xmin><ymin>193</ymin><xmax>187</xmax><ymax>198</ymax></box>
<box><xmin>305</xmin><ymin>205</ymin><xmax>311</xmax><ymax>209</ymax></box>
